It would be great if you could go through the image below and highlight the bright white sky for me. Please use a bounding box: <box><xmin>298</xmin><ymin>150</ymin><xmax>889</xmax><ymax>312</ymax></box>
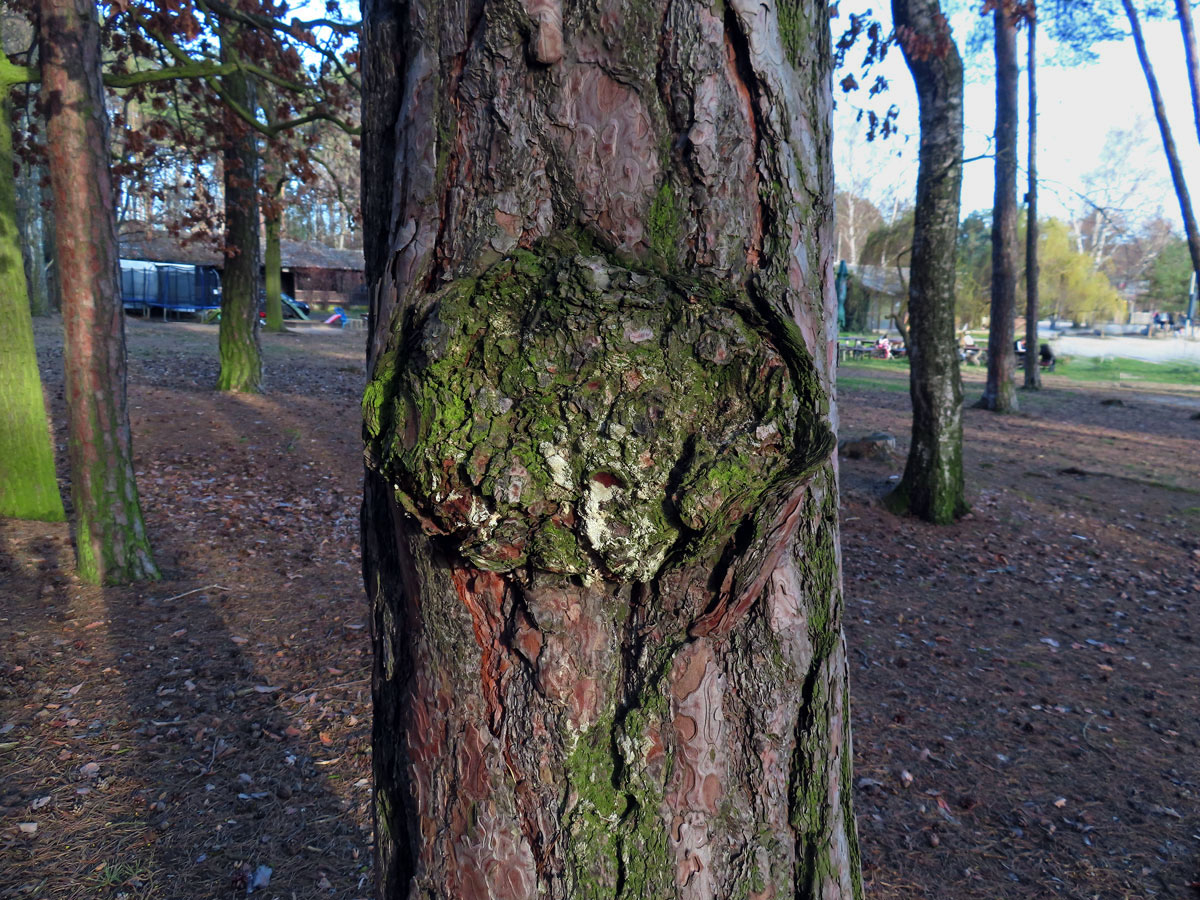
<box><xmin>832</xmin><ymin>5</ymin><xmax>1200</xmax><ymax>233</ymax></box>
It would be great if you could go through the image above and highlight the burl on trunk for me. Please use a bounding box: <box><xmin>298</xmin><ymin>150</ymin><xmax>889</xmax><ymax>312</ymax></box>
<box><xmin>360</xmin><ymin>1</ymin><xmax>861</xmax><ymax>897</ymax></box>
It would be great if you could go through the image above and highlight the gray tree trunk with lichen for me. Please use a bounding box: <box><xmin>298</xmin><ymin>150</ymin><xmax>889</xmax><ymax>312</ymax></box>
<box><xmin>887</xmin><ymin>0</ymin><xmax>968</xmax><ymax>524</ymax></box>
<box><xmin>361</xmin><ymin>2</ymin><xmax>861</xmax><ymax>898</ymax></box>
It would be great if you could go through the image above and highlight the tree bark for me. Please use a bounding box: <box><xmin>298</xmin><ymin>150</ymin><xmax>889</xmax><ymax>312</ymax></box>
<box><xmin>1024</xmin><ymin>10</ymin><xmax>1041</xmax><ymax>390</ymax></box>
<box><xmin>1177</xmin><ymin>0</ymin><xmax>1200</xmax><ymax>147</ymax></box>
<box><xmin>979</xmin><ymin>2</ymin><xmax>1020</xmax><ymax>412</ymax></box>
<box><xmin>1124</xmin><ymin>0</ymin><xmax>1200</xmax><ymax>288</ymax></box>
<box><xmin>16</xmin><ymin>154</ymin><xmax>51</xmax><ymax>317</ymax></box>
<box><xmin>41</xmin><ymin>159</ymin><xmax>60</xmax><ymax>311</ymax></box>
<box><xmin>215</xmin><ymin>21</ymin><xmax>263</xmax><ymax>392</ymax></box>
<box><xmin>0</xmin><ymin>92</ymin><xmax>64</xmax><ymax>522</ymax></box>
<box><xmin>887</xmin><ymin>0</ymin><xmax>968</xmax><ymax>524</ymax></box>
<box><xmin>360</xmin><ymin>2</ymin><xmax>861</xmax><ymax>898</ymax></box>
<box><xmin>39</xmin><ymin>0</ymin><xmax>158</xmax><ymax>583</ymax></box>
<box><xmin>263</xmin><ymin>179</ymin><xmax>284</xmax><ymax>332</ymax></box>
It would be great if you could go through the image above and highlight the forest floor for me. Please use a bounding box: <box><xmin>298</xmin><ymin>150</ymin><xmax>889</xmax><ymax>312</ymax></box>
<box><xmin>0</xmin><ymin>319</ymin><xmax>1197</xmax><ymax>899</ymax></box>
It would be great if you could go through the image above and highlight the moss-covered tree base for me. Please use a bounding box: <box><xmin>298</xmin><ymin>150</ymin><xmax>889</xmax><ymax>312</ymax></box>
<box><xmin>0</xmin><ymin>96</ymin><xmax>64</xmax><ymax>523</ymax></box>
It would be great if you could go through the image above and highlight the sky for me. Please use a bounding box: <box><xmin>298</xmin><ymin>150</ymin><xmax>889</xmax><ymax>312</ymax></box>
<box><xmin>832</xmin><ymin>4</ymin><xmax>1200</xmax><ymax>233</ymax></box>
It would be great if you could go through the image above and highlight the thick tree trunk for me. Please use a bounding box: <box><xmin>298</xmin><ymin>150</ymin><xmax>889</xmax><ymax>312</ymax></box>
<box><xmin>979</xmin><ymin>3</ymin><xmax>1019</xmax><ymax>412</ymax></box>
<box><xmin>0</xmin><ymin>93</ymin><xmax>64</xmax><ymax>522</ymax></box>
<box><xmin>1024</xmin><ymin>12</ymin><xmax>1040</xmax><ymax>390</ymax></box>
<box><xmin>361</xmin><ymin>2</ymin><xmax>861</xmax><ymax>898</ymax></box>
<box><xmin>887</xmin><ymin>0</ymin><xmax>968</xmax><ymax>524</ymax></box>
<box><xmin>216</xmin><ymin>24</ymin><xmax>263</xmax><ymax>392</ymax></box>
<box><xmin>263</xmin><ymin>181</ymin><xmax>284</xmax><ymax>333</ymax></box>
<box><xmin>39</xmin><ymin>0</ymin><xmax>158</xmax><ymax>583</ymax></box>
<box><xmin>1125</xmin><ymin>0</ymin><xmax>1200</xmax><ymax>287</ymax></box>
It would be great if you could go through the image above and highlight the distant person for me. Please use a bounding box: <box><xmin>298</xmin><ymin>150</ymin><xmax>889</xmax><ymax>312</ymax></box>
<box><xmin>875</xmin><ymin>335</ymin><xmax>892</xmax><ymax>359</ymax></box>
<box><xmin>1039</xmin><ymin>343</ymin><xmax>1055</xmax><ymax>371</ymax></box>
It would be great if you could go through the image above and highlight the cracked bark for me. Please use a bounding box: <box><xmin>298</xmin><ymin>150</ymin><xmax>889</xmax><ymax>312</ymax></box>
<box><xmin>888</xmin><ymin>0</ymin><xmax>967</xmax><ymax>524</ymax></box>
<box><xmin>39</xmin><ymin>0</ymin><xmax>158</xmax><ymax>582</ymax></box>
<box><xmin>361</xmin><ymin>1</ymin><xmax>860</xmax><ymax>897</ymax></box>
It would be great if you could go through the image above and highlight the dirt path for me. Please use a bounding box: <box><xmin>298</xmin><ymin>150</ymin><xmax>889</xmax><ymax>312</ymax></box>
<box><xmin>2</xmin><ymin>319</ymin><xmax>372</xmax><ymax>899</ymax></box>
<box><xmin>1</xmin><ymin>326</ymin><xmax>1197</xmax><ymax>899</ymax></box>
<box><xmin>838</xmin><ymin>363</ymin><xmax>1200</xmax><ymax>899</ymax></box>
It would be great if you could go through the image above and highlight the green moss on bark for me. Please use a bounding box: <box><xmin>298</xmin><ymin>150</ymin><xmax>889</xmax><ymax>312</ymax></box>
<box><xmin>0</xmin><ymin>98</ymin><xmax>64</xmax><ymax>523</ymax></box>
<box><xmin>365</xmin><ymin>237</ymin><xmax>831</xmax><ymax>585</ymax></box>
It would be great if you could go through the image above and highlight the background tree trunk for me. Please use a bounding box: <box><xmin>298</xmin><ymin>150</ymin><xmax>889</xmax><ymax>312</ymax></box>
<box><xmin>360</xmin><ymin>2</ymin><xmax>861</xmax><ymax>898</ymax></box>
<box><xmin>40</xmin><ymin>164</ymin><xmax>59</xmax><ymax>311</ymax></box>
<box><xmin>887</xmin><ymin>0</ymin><xmax>968</xmax><ymax>525</ymax></box>
<box><xmin>39</xmin><ymin>0</ymin><xmax>158</xmax><ymax>583</ymax></box>
<box><xmin>980</xmin><ymin>2</ymin><xmax>1020</xmax><ymax>412</ymax></box>
<box><xmin>1177</xmin><ymin>0</ymin><xmax>1200</xmax><ymax>146</ymax></box>
<box><xmin>0</xmin><ymin>91</ymin><xmax>64</xmax><ymax>522</ymax></box>
<box><xmin>1024</xmin><ymin>11</ymin><xmax>1041</xmax><ymax>390</ymax></box>
<box><xmin>263</xmin><ymin>179</ymin><xmax>284</xmax><ymax>333</ymax></box>
<box><xmin>16</xmin><ymin>156</ymin><xmax>51</xmax><ymax>317</ymax></box>
<box><xmin>1125</xmin><ymin>0</ymin><xmax>1200</xmax><ymax>291</ymax></box>
<box><xmin>215</xmin><ymin>24</ymin><xmax>263</xmax><ymax>393</ymax></box>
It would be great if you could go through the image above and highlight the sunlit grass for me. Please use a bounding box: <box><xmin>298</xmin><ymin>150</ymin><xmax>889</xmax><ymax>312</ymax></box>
<box><xmin>1056</xmin><ymin>356</ymin><xmax>1200</xmax><ymax>386</ymax></box>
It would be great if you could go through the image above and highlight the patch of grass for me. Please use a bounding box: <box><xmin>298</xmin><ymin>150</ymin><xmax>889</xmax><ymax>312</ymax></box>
<box><xmin>94</xmin><ymin>860</ymin><xmax>154</xmax><ymax>890</ymax></box>
<box><xmin>1055</xmin><ymin>357</ymin><xmax>1200</xmax><ymax>387</ymax></box>
<box><xmin>837</xmin><ymin>374</ymin><xmax>910</xmax><ymax>393</ymax></box>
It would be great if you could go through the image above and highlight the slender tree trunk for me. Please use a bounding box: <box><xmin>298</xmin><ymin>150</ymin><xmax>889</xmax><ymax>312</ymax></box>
<box><xmin>16</xmin><ymin>155</ymin><xmax>50</xmax><ymax>316</ymax></box>
<box><xmin>1024</xmin><ymin>10</ymin><xmax>1041</xmax><ymax>390</ymax></box>
<box><xmin>888</xmin><ymin>0</ymin><xmax>968</xmax><ymax>524</ymax></box>
<box><xmin>1177</xmin><ymin>0</ymin><xmax>1200</xmax><ymax>146</ymax></box>
<box><xmin>215</xmin><ymin>23</ymin><xmax>263</xmax><ymax>392</ymax></box>
<box><xmin>40</xmin><ymin>164</ymin><xmax>59</xmax><ymax>311</ymax></box>
<box><xmin>1125</xmin><ymin>0</ymin><xmax>1200</xmax><ymax>284</ymax></box>
<box><xmin>361</xmin><ymin>2</ymin><xmax>861</xmax><ymax>898</ymax></box>
<box><xmin>0</xmin><ymin>90</ymin><xmax>64</xmax><ymax>522</ymax></box>
<box><xmin>39</xmin><ymin>0</ymin><xmax>158</xmax><ymax>583</ymax></box>
<box><xmin>263</xmin><ymin>180</ymin><xmax>284</xmax><ymax>332</ymax></box>
<box><xmin>979</xmin><ymin>2</ymin><xmax>1020</xmax><ymax>412</ymax></box>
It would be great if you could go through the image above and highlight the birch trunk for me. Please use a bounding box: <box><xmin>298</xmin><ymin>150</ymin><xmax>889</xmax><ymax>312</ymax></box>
<box><xmin>360</xmin><ymin>1</ymin><xmax>861</xmax><ymax>897</ymax></box>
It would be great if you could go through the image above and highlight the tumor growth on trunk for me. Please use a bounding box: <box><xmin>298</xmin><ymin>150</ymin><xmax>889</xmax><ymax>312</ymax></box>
<box><xmin>360</xmin><ymin>0</ymin><xmax>861</xmax><ymax>896</ymax></box>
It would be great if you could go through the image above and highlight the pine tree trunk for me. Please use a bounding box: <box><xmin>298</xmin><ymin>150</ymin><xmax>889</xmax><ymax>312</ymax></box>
<box><xmin>361</xmin><ymin>3</ymin><xmax>861</xmax><ymax>898</ymax></box>
<box><xmin>888</xmin><ymin>0</ymin><xmax>968</xmax><ymax>525</ymax></box>
<box><xmin>1024</xmin><ymin>12</ymin><xmax>1040</xmax><ymax>390</ymax></box>
<box><xmin>0</xmin><ymin>92</ymin><xmax>64</xmax><ymax>522</ymax></box>
<box><xmin>979</xmin><ymin>3</ymin><xmax>1019</xmax><ymax>412</ymax></box>
<box><xmin>39</xmin><ymin>0</ymin><xmax>158</xmax><ymax>584</ymax></box>
<box><xmin>1127</xmin><ymin>0</ymin><xmax>1200</xmax><ymax>289</ymax></box>
<box><xmin>216</xmin><ymin>24</ymin><xmax>263</xmax><ymax>392</ymax></box>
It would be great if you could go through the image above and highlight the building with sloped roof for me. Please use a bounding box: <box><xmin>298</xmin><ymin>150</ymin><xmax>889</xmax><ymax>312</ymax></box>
<box><xmin>119</xmin><ymin>226</ymin><xmax>365</xmax><ymax>308</ymax></box>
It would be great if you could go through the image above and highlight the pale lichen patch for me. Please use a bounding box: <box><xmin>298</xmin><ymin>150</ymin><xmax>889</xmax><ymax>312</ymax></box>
<box><xmin>364</xmin><ymin>237</ymin><xmax>831</xmax><ymax>584</ymax></box>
